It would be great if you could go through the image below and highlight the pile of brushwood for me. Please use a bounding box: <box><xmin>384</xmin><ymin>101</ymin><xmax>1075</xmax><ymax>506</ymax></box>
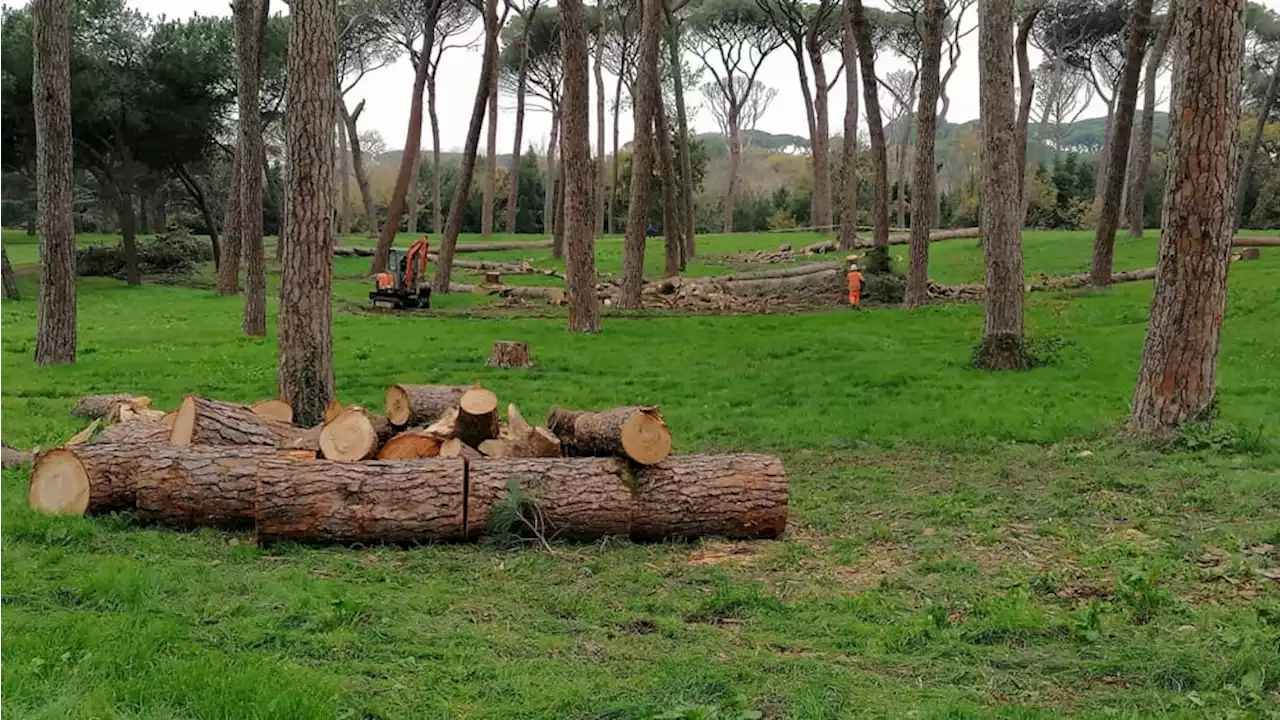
<box><xmin>76</xmin><ymin>229</ymin><xmax>214</xmax><ymax>279</ymax></box>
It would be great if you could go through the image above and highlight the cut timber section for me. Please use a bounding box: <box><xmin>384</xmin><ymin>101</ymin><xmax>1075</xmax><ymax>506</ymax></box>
<box><xmin>255</xmin><ymin>457</ymin><xmax>467</xmax><ymax>546</ymax></box>
<box><xmin>97</xmin><ymin>419</ymin><xmax>170</xmax><ymax>445</ymax></box>
<box><xmin>319</xmin><ymin>407</ymin><xmax>394</xmax><ymax>461</ymax></box>
<box><xmin>133</xmin><ymin>445</ymin><xmax>285</xmax><ymax>529</ymax></box>
<box><xmin>467</xmin><ymin>457</ymin><xmax>632</xmax><ymax>539</ymax></box>
<box><xmin>457</xmin><ymin>386</ymin><xmax>500</xmax><ymax>448</ymax></box>
<box><xmin>376</xmin><ymin>430</ymin><xmax>442</xmax><ymax>460</ymax></box>
<box><xmin>250</xmin><ymin>399</ymin><xmax>294</xmax><ymax>424</ymax></box>
<box><xmin>547</xmin><ymin>406</ymin><xmax>672</xmax><ymax>465</ymax></box>
<box><xmin>477</xmin><ymin>404</ymin><xmax>560</xmax><ymax>458</ymax></box>
<box><xmin>385</xmin><ymin>384</ymin><xmax>467</xmax><ymax>426</ymax></box>
<box><xmin>170</xmin><ymin>396</ymin><xmax>309</xmax><ymax>447</ymax></box>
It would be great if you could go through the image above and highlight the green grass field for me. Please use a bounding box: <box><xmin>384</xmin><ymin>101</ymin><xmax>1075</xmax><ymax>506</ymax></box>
<box><xmin>2</xmin><ymin>228</ymin><xmax>1279</xmax><ymax>718</ymax></box>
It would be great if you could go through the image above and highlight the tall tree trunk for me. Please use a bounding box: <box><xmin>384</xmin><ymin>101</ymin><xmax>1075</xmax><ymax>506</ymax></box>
<box><xmin>849</xmin><ymin>0</ymin><xmax>889</xmax><ymax>247</ymax></box>
<box><xmin>2</xmin><ymin>246</ymin><xmax>20</xmax><ymax>300</ymax></box>
<box><xmin>138</xmin><ymin>193</ymin><xmax>152</xmax><ymax>234</ymax></box>
<box><xmin>544</xmin><ymin>109</ymin><xmax>561</xmax><ymax>238</ymax></box>
<box><xmin>1235</xmin><ymin>62</ymin><xmax>1280</xmax><ymax>227</ymax></box>
<box><xmin>790</xmin><ymin>42</ymin><xmax>819</xmax><ymax>229</ymax></box>
<box><xmin>620</xmin><ymin>0</ymin><xmax>662</xmax><ymax>308</ymax></box>
<box><xmin>342</xmin><ymin>100</ymin><xmax>379</xmax><ymax>237</ymax></box>
<box><xmin>154</xmin><ymin>187</ymin><xmax>167</xmax><ymax>231</ymax></box>
<box><xmin>428</xmin><ymin>75</ymin><xmax>442</xmax><ymax>234</ymax></box>
<box><xmin>725</xmin><ymin>123</ymin><xmax>741</xmax><ymax>233</ymax></box>
<box><xmin>838</xmin><ymin>10</ymin><xmax>859</xmax><ymax>251</ymax></box>
<box><xmin>807</xmin><ymin>30</ymin><xmax>833</xmax><ymax>235</ymax></box>
<box><xmin>406</xmin><ymin>158</ymin><xmax>420</xmax><ymax>234</ymax></box>
<box><xmin>113</xmin><ymin>145</ymin><xmax>141</xmax><ymax>286</ymax></box>
<box><xmin>560</xmin><ymin>0</ymin><xmax>600</xmax><ymax>332</ymax></box>
<box><xmin>609</xmin><ymin>71</ymin><xmax>624</xmax><ymax>235</ymax></box>
<box><xmin>975</xmin><ymin>0</ymin><xmax>1026</xmax><ymax>370</ymax></box>
<box><xmin>276</xmin><ymin>116</ymin><xmax>289</xmax><ymax>261</ymax></box>
<box><xmin>1090</xmin><ymin>0</ymin><xmax>1152</xmax><ymax>287</ymax></box>
<box><xmin>894</xmin><ymin>108</ymin><xmax>912</xmax><ymax>229</ymax></box>
<box><xmin>1015</xmin><ymin>7</ymin><xmax>1039</xmax><ymax>226</ymax></box>
<box><xmin>505</xmin><ymin>21</ymin><xmax>532</xmax><ymax>234</ymax></box>
<box><xmin>482</xmin><ymin>48</ymin><xmax>499</xmax><ymax>238</ymax></box>
<box><xmin>1129</xmin><ymin>0</ymin><xmax>1244</xmax><ymax>436</ymax></box>
<box><xmin>337</xmin><ymin>102</ymin><xmax>352</xmax><ymax>236</ymax></box>
<box><xmin>655</xmin><ymin>94</ymin><xmax>680</xmax><ymax>278</ymax></box>
<box><xmin>665</xmin><ymin>10</ymin><xmax>695</xmax><ymax>258</ymax></box>
<box><xmin>1091</xmin><ymin>101</ymin><xmax>1115</xmax><ymax>213</ymax></box>
<box><xmin>174</xmin><ymin>163</ymin><xmax>220</xmax><ymax>262</ymax></box>
<box><xmin>371</xmin><ymin>17</ymin><xmax>437</xmax><ymax>275</ymax></box>
<box><xmin>235</xmin><ymin>0</ymin><xmax>269</xmax><ymax>338</ymax></box>
<box><xmin>218</xmin><ymin>150</ymin><xmax>243</xmax><ymax>293</ymax></box>
<box><xmin>905</xmin><ymin>0</ymin><xmax>943</xmax><ymax>309</ymax></box>
<box><xmin>1126</xmin><ymin>10</ymin><xmax>1172</xmax><ymax>237</ymax></box>
<box><xmin>594</xmin><ymin>33</ymin><xmax>607</xmax><ymax>238</ymax></box>
<box><xmin>553</xmin><ymin>158</ymin><xmax>566</xmax><ymax>255</ymax></box>
<box><xmin>278</xmin><ymin>0</ymin><xmax>337</xmax><ymax>427</ymax></box>
<box><xmin>433</xmin><ymin>0</ymin><xmax>500</xmax><ymax>293</ymax></box>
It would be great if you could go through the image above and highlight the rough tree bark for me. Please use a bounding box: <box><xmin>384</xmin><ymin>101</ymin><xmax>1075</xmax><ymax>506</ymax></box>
<box><xmin>838</xmin><ymin>10</ymin><xmax>859</xmax><ymax>251</ymax></box>
<box><xmin>173</xmin><ymin>163</ymin><xmax>221</xmax><ymax>263</ymax></box>
<box><xmin>32</xmin><ymin>0</ymin><xmax>76</xmax><ymax>365</ymax></box>
<box><xmin>665</xmin><ymin>9</ymin><xmax>696</xmax><ymax>259</ymax></box>
<box><xmin>342</xmin><ymin>100</ymin><xmax>379</xmax><ymax>236</ymax></box>
<box><xmin>655</xmin><ymin>95</ymin><xmax>682</xmax><ymax>277</ymax></box>
<box><xmin>1090</xmin><ymin>0</ymin><xmax>1152</xmax><ymax>286</ymax></box>
<box><xmin>505</xmin><ymin>9</ymin><xmax>534</xmax><ymax>234</ymax></box>
<box><xmin>805</xmin><ymin>26</ymin><xmax>833</xmax><ymax>235</ymax></box>
<box><xmin>337</xmin><ymin>103</ymin><xmax>352</xmax><ymax>236</ymax></box>
<box><xmin>560</xmin><ymin>0</ymin><xmax>601</xmax><ymax>332</ymax></box>
<box><xmin>427</xmin><ymin>67</ymin><xmax>442</xmax><ymax>234</ymax></box>
<box><xmin>433</xmin><ymin>0</ymin><xmax>499</xmax><ymax>293</ymax></box>
<box><xmin>2</xmin><ymin>246</ymin><xmax>20</xmax><ymax>300</ymax></box>
<box><xmin>218</xmin><ymin>134</ymin><xmax>244</xmax><ymax>293</ymax></box>
<box><xmin>849</xmin><ymin>0</ymin><xmax>890</xmax><ymax>247</ymax></box>
<box><xmin>892</xmin><ymin>82</ymin><xmax>914</xmax><ymax>230</ymax></box>
<box><xmin>619</xmin><ymin>0</ymin><xmax>663</xmax><ymax>309</ymax></box>
<box><xmin>543</xmin><ymin>109</ymin><xmax>561</xmax><ymax>239</ymax></box>
<box><xmin>278</xmin><ymin>0</ymin><xmax>337</xmax><ymax>426</ymax></box>
<box><xmin>370</xmin><ymin>7</ymin><xmax>437</xmax><ymax>275</ymax></box>
<box><xmin>594</xmin><ymin>28</ymin><xmax>607</xmax><ymax>238</ymax></box>
<box><xmin>975</xmin><ymin>0</ymin><xmax>1026</xmax><ymax>370</ymax></box>
<box><xmin>235</xmin><ymin>0</ymin><xmax>269</xmax><ymax>337</ymax></box>
<box><xmin>1235</xmin><ymin>61</ymin><xmax>1280</xmax><ymax>228</ymax></box>
<box><xmin>724</xmin><ymin>120</ymin><xmax>742</xmax><ymax>233</ymax></box>
<box><xmin>1015</xmin><ymin>7</ymin><xmax>1039</xmax><ymax>226</ymax></box>
<box><xmin>610</xmin><ymin>71</ymin><xmax>624</xmax><ymax>235</ymax></box>
<box><xmin>1130</xmin><ymin>0</ymin><xmax>1244</xmax><ymax>436</ymax></box>
<box><xmin>1126</xmin><ymin>7</ymin><xmax>1174</xmax><ymax>236</ymax></box>
<box><xmin>905</xmin><ymin>0</ymin><xmax>943</xmax><ymax>309</ymax></box>
<box><xmin>482</xmin><ymin>38</ymin><xmax>500</xmax><ymax>238</ymax></box>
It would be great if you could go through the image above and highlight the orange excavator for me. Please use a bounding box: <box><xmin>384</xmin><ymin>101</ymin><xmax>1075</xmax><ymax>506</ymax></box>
<box><xmin>370</xmin><ymin>237</ymin><xmax>432</xmax><ymax>309</ymax></box>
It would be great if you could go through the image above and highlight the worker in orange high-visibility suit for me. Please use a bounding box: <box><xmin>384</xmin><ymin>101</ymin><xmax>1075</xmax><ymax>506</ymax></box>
<box><xmin>846</xmin><ymin>259</ymin><xmax>864</xmax><ymax>307</ymax></box>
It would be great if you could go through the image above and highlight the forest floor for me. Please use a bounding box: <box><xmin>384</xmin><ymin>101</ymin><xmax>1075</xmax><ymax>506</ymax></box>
<box><xmin>2</xmin><ymin>228</ymin><xmax>1279</xmax><ymax>719</ymax></box>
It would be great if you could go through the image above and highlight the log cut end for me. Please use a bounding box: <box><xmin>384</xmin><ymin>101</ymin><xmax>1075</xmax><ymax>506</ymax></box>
<box><xmin>320</xmin><ymin>408</ymin><xmax>381</xmax><ymax>461</ymax></box>
<box><xmin>377</xmin><ymin>430</ymin><xmax>442</xmax><ymax>460</ymax></box>
<box><xmin>457</xmin><ymin>386</ymin><xmax>500</xmax><ymax>447</ymax></box>
<box><xmin>385</xmin><ymin>386</ymin><xmax>412</xmax><ymax>426</ymax></box>
<box><xmin>251</xmin><ymin>399</ymin><xmax>294</xmax><ymax>424</ymax></box>
<box><xmin>28</xmin><ymin>449</ymin><xmax>90</xmax><ymax>516</ymax></box>
<box><xmin>169</xmin><ymin>396</ymin><xmax>198</xmax><ymax>446</ymax></box>
<box><xmin>622</xmin><ymin>410</ymin><xmax>672</xmax><ymax>465</ymax></box>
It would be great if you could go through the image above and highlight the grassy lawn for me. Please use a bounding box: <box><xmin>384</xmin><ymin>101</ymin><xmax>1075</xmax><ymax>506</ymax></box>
<box><xmin>2</xmin><ymin>229</ymin><xmax>1279</xmax><ymax>718</ymax></box>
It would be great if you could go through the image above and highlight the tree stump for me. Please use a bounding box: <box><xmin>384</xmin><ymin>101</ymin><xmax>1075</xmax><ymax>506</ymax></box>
<box><xmin>487</xmin><ymin>340</ymin><xmax>534</xmax><ymax>368</ymax></box>
<box><xmin>456</xmin><ymin>386</ymin><xmax>500</xmax><ymax>447</ymax></box>
<box><xmin>384</xmin><ymin>384</ymin><xmax>467</xmax><ymax>426</ymax></box>
<box><xmin>484</xmin><ymin>271</ymin><xmax>502</xmax><ymax>285</ymax></box>
<box><xmin>1239</xmin><ymin>247</ymin><xmax>1261</xmax><ymax>261</ymax></box>
<box><xmin>170</xmin><ymin>396</ymin><xmax>309</xmax><ymax>447</ymax></box>
<box><xmin>319</xmin><ymin>407</ymin><xmax>394</xmax><ymax>461</ymax></box>
<box><xmin>255</xmin><ymin>457</ymin><xmax>468</xmax><ymax>546</ymax></box>
<box><xmin>546</xmin><ymin>406</ymin><xmax>672</xmax><ymax>465</ymax></box>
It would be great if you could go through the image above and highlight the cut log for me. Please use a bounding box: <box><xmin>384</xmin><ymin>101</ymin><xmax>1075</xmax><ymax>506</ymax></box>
<box><xmin>95</xmin><ymin>419</ymin><xmax>170</xmax><ymax>445</ymax></box>
<box><xmin>71</xmin><ymin>394</ymin><xmax>149</xmax><ymax>419</ymax></box>
<box><xmin>3</xmin><ymin>441</ymin><xmax>36</xmax><ymax>469</ymax></box>
<box><xmin>255</xmin><ymin>457</ymin><xmax>468</xmax><ymax>545</ymax></box>
<box><xmin>717</xmin><ymin>261</ymin><xmax>842</xmax><ymax>283</ymax></box>
<box><xmin>324</xmin><ymin>400</ymin><xmax>344</xmax><ymax>424</ymax></box>
<box><xmin>1238</xmin><ymin>247</ymin><xmax>1261</xmax><ymax>261</ymax></box>
<box><xmin>107</xmin><ymin>401</ymin><xmax>165</xmax><ymax>424</ymax></box>
<box><xmin>1234</xmin><ymin>236</ymin><xmax>1280</xmax><ymax>247</ymax></box>
<box><xmin>456</xmin><ymin>386</ymin><xmax>500</xmax><ymax>448</ymax></box>
<box><xmin>29</xmin><ymin>443</ymin><xmax>151</xmax><ymax>515</ymax></box>
<box><xmin>385</xmin><ymin>384</ymin><xmax>467</xmax><ymax>426</ymax></box>
<box><xmin>132</xmin><ymin>445</ymin><xmax>286</xmax><ymax>529</ymax></box>
<box><xmin>467</xmin><ymin>457</ymin><xmax>633</xmax><ymax>539</ymax></box>
<box><xmin>250</xmin><ymin>399</ymin><xmax>294</xmax><ymax>424</ymax></box>
<box><xmin>718</xmin><ymin>269</ymin><xmax>842</xmax><ymax>295</ymax></box>
<box><xmin>546</xmin><ymin>406</ymin><xmax>672</xmax><ymax>465</ymax></box>
<box><xmin>282</xmin><ymin>424</ymin><xmax>323</xmax><ymax>452</ymax></box>
<box><xmin>630</xmin><ymin>454</ymin><xmax>789</xmax><ymax>540</ymax></box>
<box><xmin>424</xmin><ymin>407</ymin><xmax>459</xmax><ymax>440</ymax></box>
<box><xmin>502</xmin><ymin>404</ymin><xmax>560</xmax><ymax>457</ymax></box>
<box><xmin>319</xmin><ymin>407</ymin><xmax>394</xmax><ymax>461</ymax></box>
<box><xmin>449</xmin><ymin>282</ymin><xmax>573</xmax><ymax>300</ymax></box>
<box><xmin>170</xmin><ymin>396</ymin><xmax>309</xmax><ymax>447</ymax></box>
<box><xmin>487</xmin><ymin>340</ymin><xmax>534</xmax><ymax>369</ymax></box>
<box><xmin>439</xmin><ymin>438</ymin><xmax>482</xmax><ymax>459</ymax></box>
<box><xmin>376</xmin><ymin>430</ymin><xmax>442</xmax><ymax>459</ymax></box>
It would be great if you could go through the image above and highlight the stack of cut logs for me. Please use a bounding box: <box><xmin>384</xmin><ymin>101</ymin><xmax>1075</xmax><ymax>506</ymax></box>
<box><xmin>25</xmin><ymin>387</ymin><xmax>788</xmax><ymax>546</ymax></box>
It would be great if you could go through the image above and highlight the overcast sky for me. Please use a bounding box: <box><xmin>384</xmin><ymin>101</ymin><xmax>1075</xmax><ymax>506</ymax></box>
<box><xmin>99</xmin><ymin>0</ymin><xmax>1280</xmax><ymax>154</ymax></box>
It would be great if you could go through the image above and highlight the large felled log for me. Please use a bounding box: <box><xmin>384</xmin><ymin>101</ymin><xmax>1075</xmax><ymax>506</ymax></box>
<box><xmin>255</xmin><ymin>457</ymin><xmax>468</xmax><ymax>545</ymax></box>
<box><xmin>1029</xmin><ymin>267</ymin><xmax>1156</xmax><ymax>292</ymax></box>
<box><xmin>1234</xmin><ymin>236</ymin><xmax>1279</xmax><ymax>247</ymax></box>
<box><xmin>487</xmin><ymin>340</ymin><xmax>534</xmax><ymax>368</ymax></box>
<box><xmin>631</xmin><ymin>454</ymin><xmax>789</xmax><ymax>540</ymax></box>
<box><xmin>547</xmin><ymin>406</ymin><xmax>672</xmax><ymax>465</ymax></box>
<box><xmin>96</xmin><ymin>419</ymin><xmax>170</xmax><ymax>445</ymax></box>
<box><xmin>132</xmin><ymin>445</ymin><xmax>286</xmax><ymax>529</ymax></box>
<box><xmin>385</xmin><ymin>384</ymin><xmax>467</xmax><ymax>426</ymax></box>
<box><xmin>71</xmin><ymin>394</ymin><xmax>149</xmax><ymax>419</ymax></box>
<box><xmin>29</xmin><ymin>442</ymin><xmax>153</xmax><ymax>515</ymax></box>
<box><xmin>319</xmin><ymin>407</ymin><xmax>394</xmax><ymax>461</ymax></box>
<box><xmin>3</xmin><ymin>441</ymin><xmax>36</xmax><ymax>469</ymax></box>
<box><xmin>376</xmin><ymin>429</ymin><xmax>442</xmax><ymax>459</ymax></box>
<box><xmin>467</xmin><ymin>457</ymin><xmax>633</xmax><ymax>539</ymax></box>
<box><xmin>456</xmin><ymin>386</ymin><xmax>500</xmax><ymax>448</ymax></box>
<box><xmin>717</xmin><ymin>261</ymin><xmax>842</xmax><ymax>282</ymax></box>
<box><xmin>170</xmin><ymin>396</ymin><xmax>309</xmax><ymax>447</ymax></box>
<box><xmin>718</xmin><ymin>269</ymin><xmax>842</xmax><ymax>295</ymax></box>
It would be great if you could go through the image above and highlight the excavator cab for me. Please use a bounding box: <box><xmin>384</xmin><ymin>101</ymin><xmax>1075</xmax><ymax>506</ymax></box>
<box><xmin>370</xmin><ymin>237</ymin><xmax>432</xmax><ymax>309</ymax></box>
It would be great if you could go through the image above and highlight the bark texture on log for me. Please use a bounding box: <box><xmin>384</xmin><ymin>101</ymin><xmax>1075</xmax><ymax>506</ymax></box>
<box><xmin>631</xmin><ymin>454</ymin><xmax>788</xmax><ymax>540</ymax></box>
<box><xmin>487</xmin><ymin>340</ymin><xmax>534</xmax><ymax>368</ymax></box>
<box><xmin>1129</xmin><ymin>0</ymin><xmax>1244</xmax><ymax>436</ymax></box>
<box><xmin>3</xmin><ymin>441</ymin><xmax>36</xmax><ymax>469</ymax></box>
<box><xmin>546</xmin><ymin>406</ymin><xmax>671</xmax><ymax>464</ymax></box>
<box><xmin>468</xmin><ymin>457</ymin><xmax>632</xmax><ymax>539</ymax></box>
<box><xmin>255</xmin><ymin>458</ymin><xmax>467</xmax><ymax>545</ymax></box>
<box><xmin>385</xmin><ymin>384</ymin><xmax>467</xmax><ymax>426</ymax></box>
<box><xmin>96</xmin><ymin>419</ymin><xmax>170</xmax><ymax>445</ymax></box>
<box><xmin>133</xmin><ymin>444</ymin><xmax>283</xmax><ymax>529</ymax></box>
<box><xmin>71</xmin><ymin>394</ymin><xmax>147</xmax><ymax>419</ymax></box>
<box><xmin>28</xmin><ymin>442</ymin><xmax>154</xmax><ymax>515</ymax></box>
<box><xmin>905</xmin><ymin>0</ymin><xmax>944</xmax><ymax>308</ymax></box>
<box><xmin>170</xmin><ymin>396</ymin><xmax>308</xmax><ymax>447</ymax></box>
